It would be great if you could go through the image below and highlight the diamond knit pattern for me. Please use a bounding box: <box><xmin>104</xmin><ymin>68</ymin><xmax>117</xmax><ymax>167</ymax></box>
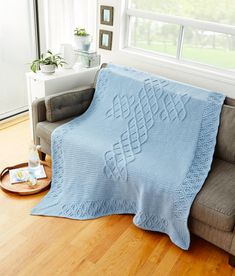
<box><xmin>104</xmin><ymin>78</ymin><xmax>190</xmax><ymax>181</ymax></box>
<box><xmin>106</xmin><ymin>95</ymin><xmax>135</xmax><ymax>119</ymax></box>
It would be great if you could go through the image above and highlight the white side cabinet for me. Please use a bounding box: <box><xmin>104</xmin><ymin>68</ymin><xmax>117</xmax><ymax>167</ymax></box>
<box><xmin>26</xmin><ymin>66</ymin><xmax>99</xmax><ymax>134</ymax></box>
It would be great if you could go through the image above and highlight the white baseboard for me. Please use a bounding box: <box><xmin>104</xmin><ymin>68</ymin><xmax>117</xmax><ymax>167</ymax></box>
<box><xmin>0</xmin><ymin>106</ymin><xmax>28</xmax><ymax>121</ymax></box>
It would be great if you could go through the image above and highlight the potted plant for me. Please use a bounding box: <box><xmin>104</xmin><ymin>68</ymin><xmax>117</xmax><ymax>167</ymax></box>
<box><xmin>74</xmin><ymin>28</ymin><xmax>92</xmax><ymax>51</ymax></box>
<box><xmin>30</xmin><ymin>50</ymin><xmax>66</xmax><ymax>74</ymax></box>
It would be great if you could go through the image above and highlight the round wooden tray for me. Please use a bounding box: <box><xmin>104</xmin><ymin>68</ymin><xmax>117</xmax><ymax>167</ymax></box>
<box><xmin>0</xmin><ymin>162</ymin><xmax>51</xmax><ymax>195</ymax></box>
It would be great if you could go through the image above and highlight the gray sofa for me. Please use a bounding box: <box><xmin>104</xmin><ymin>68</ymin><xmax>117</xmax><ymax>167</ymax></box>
<box><xmin>32</xmin><ymin>66</ymin><xmax>235</xmax><ymax>266</ymax></box>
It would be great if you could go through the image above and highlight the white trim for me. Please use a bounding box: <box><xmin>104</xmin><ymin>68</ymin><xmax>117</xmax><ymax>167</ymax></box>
<box><xmin>126</xmin><ymin>45</ymin><xmax>235</xmax><ymax>77</ymax></box>
<box><xmin>124</xmin><ymin>1</ymin><xmax>131</xmax><ymax>48</ymax></box>
<box><xmin>37</xmin><ymin>0</ymin><xmax>47</xmax><ymax>53</ymax></box>
<box><xmin>29</xmin><ymin>0</ymin><xmax>38</xmax><ymax>57</ymax></box>
<box><xmin>127</xmin><ymin>8</ymin><xmax>235</xmax><ymax>35</ymax></box>
<box><xmin>120</xmin><ymin>47</ymin><xmax>235</xmax><ymax>85</ymax></box>
<box><xmin>0</xmin><ymin>111</ymin><xmax>29</xmax><ymax>125</ymax></box>
<box><xmin>0</xmin><ymin>106</ymin><xmax>28</xmax><ymax>121</ymax></box>
<box><xmin>176</xmin><ymin>25</ymin><xmax>184</xmax><ymax>59</ymax></box>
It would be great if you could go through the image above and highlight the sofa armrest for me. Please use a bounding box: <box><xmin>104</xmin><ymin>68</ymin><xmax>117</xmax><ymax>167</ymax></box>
<box><xmin>45</xmin><ymin>88</ymin><xmax>95</xmax><ymax>123</ymax></box>
<box><xmin>230</xmin><ymin>229</ymin><xmax>235</xmax><ymax>256</ymax></box>
<box><xmin>32</xmin><ymin>98</ymin><xmax>47</xmax><ymax>145</ymax></box>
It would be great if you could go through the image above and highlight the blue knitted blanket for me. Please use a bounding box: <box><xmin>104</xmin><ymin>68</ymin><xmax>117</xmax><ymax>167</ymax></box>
<box><xmin>32</xmin><ymin>64</ymin><xmax>225</xmax><ymax>249</ymax></box>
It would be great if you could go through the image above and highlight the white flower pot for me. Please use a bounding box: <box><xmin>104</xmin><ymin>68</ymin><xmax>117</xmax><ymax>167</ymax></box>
<box><xmin>74</xmin><ymin>35</ymin><xmax>92</xmax><ymax>51</ymax></box>
<box><xmin>60</xmin><ymin>44</ymin><xmax>76</xmax><ymax>69</ymax></box>
<box><xmin>40</xmin><ymin>64</ymin><xmax>56</xmax><ymax>74</ymax></box>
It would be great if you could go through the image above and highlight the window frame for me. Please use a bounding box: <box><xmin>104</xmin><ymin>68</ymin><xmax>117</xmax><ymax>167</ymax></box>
<box><xmin>124</xmin><ymin>4</ymin><xmax>235</xmax><ymax>73</ymax></box>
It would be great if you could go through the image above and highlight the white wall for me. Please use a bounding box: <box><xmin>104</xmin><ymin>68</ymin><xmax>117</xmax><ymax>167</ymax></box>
<box><xmin>97</xmin><ymin>0</ymin><xmax>235</xmax><ymax>98</ymax></box>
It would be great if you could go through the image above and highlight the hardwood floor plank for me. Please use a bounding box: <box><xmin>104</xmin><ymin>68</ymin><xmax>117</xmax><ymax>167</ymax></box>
<box><xmin>135</xmin><ymin>236</ymin><xmax>172</xmax><ymax>275</ymax></box>
<box><xmin>0</xmin><ymin>120</ymin><xmax>31</xmax><ymax>170</ymax></box>
<box><xmin>78</xmin><ymin>225</ymin><xmax>165</xmax><ymax>275</ymax></box>
<box><xmin>152</xmin><ymin>243</ymin><xmax>183</xmax><ymax>275</ymax></box>
<box><xmin>85</xmin><ymin>215</ymin><xmax>132</xmax><ymax>263</ymax></box>
<box><xmin>0</xmin><ymin>113</ymin><xmax>29</xmax><ymax>131</ymax></box>
<box><xmin>125</xmin><ymin>230</ymin><xmax>161</xmax><ymax>275</ymax></box>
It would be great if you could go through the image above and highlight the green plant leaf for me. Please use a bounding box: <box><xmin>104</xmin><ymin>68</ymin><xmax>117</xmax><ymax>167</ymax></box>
<box><xmin>74</xmin><ymin>27</ymin><xmax>89</xmax><ymax>36</ymax></box>
<box><xmin>30</xmin><ymin>50</ymin><xmax>66</xmax><ymax>71</ymax></box>
<box><xmin>30</xmin><ymin>62</ymin><xmax>37</xmax><ymax>73</ymax></box>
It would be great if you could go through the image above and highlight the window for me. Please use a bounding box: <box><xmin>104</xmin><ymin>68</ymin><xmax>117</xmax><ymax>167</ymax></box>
<box><xmin>126</xmin><ymin>0</ymin><xmax>235</xmax><ymax>72</ymax></box>
<box><xmin>40</xmin><ymin>0</ymin><xmax>96</xmax><ymax>52</ymax></box>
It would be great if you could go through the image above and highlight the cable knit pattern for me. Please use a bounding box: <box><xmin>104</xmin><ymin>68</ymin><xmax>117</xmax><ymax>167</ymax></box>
<box><xmin>104</xmin><ymin>78</ymin><xmax>191</xmax><ymax>181</ymax></box>
<box><xmin>106</xmin><ymin>95</ymin><xmax>135</xmax><ymax>119</ymax></box>
<box><xmin>32</xmin><ymin>64</ymin><xmax>225</xmax><ymax>250</ymax></box>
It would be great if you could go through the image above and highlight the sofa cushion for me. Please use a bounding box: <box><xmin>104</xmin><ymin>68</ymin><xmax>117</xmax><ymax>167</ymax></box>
<box><xmin>191</xmin><ymin>158</ymin><xmax>235</xmax><ymax>232</ymax></box>
<box><xmin>45</xmin><ymin>88</ymin><xmax>94</xmax><ymax>122</ymax></box>
<box><xmin>215</xmin><ymin>97</ymin><xmax>235</xmax><ymax>163</ymax></box>
<box><xmin>36</xmin><ymin>117</ymin><xmax>75</xmax><ymax>144</ymax></box>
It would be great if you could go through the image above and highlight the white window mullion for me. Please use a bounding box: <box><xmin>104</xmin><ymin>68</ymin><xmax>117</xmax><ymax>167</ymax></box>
<box><xmin>124</xmin><ymin>1</ymin><xmax>131</xmax><ymax>48</ymax></box>
<box><xmin>176</xmin><ymin>25</ymin><xmax>184</xmax><ymax>60</ymax></box>
<box><xmin>126</xmin><ymin>8</ymin><xmax>235</xmax><ymax>36</ymax></box>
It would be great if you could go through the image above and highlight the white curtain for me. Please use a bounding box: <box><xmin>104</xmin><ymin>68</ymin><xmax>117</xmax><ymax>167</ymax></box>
<box><xmin>0</xmin><ymin>0</ymin><xmax>37</xmax><ymax>118</ymax></box>
<box><xmin>41</xmin><ymin>0</ymin><xmax>96</xmax><ymax>52</ymax></box>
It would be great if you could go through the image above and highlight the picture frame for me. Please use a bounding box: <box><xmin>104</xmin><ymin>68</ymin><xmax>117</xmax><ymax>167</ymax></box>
<box><xmin>100</xmin><ymin>5</ymin><xmax>114</xmax><ymax>26</ymax></box>
<box><xmin>99</xmin><ymin>30</ymin><xmax>113</xmax><ymax>51</ymax></box>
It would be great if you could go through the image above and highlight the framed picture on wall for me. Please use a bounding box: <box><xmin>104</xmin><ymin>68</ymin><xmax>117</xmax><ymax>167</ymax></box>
<box><xmin>100</xmin><ymin>5</ymin><xmax>114</xmax><ymax>26</ymax></box>
<box><xmin>99</xmin><ymin>30</ymin><xmax>113</xmax><ymax>50</ymax></box>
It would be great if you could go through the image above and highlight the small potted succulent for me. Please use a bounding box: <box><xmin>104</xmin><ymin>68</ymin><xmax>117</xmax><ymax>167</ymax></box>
<box><xmin>30</xmin><ymin>50</ymin><xmax>66</xmax><ymax>74</ymax></box>
<box><xmin>74</xmin><ymin>28</ymin><xmax>92</xmax><ymax>51</ymax></box>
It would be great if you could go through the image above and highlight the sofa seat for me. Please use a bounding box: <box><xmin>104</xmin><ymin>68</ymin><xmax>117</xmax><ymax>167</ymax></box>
<box><xmin>36</xmin><ymin>117</ymin><xmax>75</xmax><ymax>144</ymax></box>
<box><xmin>191</xmin><ymin>158</ymin><xmax>235</xmax><ymax>232</ymax></box>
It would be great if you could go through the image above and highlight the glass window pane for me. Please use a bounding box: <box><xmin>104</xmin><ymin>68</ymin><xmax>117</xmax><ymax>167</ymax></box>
<box><xmin>182</xmin><ymin>28</ymin><xmax>235</xmax><ymax>70</ymax></box>
<box><xmin>130</xmin><ymin>0</ymin><xmax>235</xmax><ymax>25</ymax></box>
<box><xmin>130</xmin><ymin>17</ymin><xmax>180</xmax><ymax>57</ymax></box>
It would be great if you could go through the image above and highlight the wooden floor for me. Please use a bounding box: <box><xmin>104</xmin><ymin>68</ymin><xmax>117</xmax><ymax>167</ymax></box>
<box><xmin>0</xmin><ymin>119</ymin><xmax>234</xmax><ymax>276</ymax></box>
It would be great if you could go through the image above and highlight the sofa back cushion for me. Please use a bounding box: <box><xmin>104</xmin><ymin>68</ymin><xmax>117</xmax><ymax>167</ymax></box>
<box><xmin>215</xmin><ymin>97</ymin><xmax>235</xmax><ymax>163</ymax></box>
<box><xmin>45</xmin><ymin>88</ymin><xmax>95</xmax><ymax>122</ymax></box>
